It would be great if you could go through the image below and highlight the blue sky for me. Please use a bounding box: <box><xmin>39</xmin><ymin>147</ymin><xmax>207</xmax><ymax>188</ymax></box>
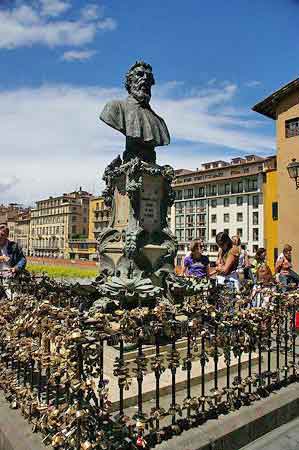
<box><xmin>1</xmin><ymin>0</ymin><xmax>299</xmax><ymax>204</ymax></box>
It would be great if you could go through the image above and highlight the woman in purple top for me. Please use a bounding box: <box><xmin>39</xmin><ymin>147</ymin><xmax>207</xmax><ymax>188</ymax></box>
<box><xmin>183</xmin><ymin>240</ymin><xmax>211</xmax><ymax>278</ymax></box>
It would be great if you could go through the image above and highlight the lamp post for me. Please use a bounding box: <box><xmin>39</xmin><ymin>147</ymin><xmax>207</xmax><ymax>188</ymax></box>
<box><xmin>287</xmin><ymin>158</ymin><xmax>299</xmax><ymax>189</ymax></box>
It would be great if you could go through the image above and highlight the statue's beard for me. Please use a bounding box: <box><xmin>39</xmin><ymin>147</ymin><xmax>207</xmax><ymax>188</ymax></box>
<box><xmin>130</xmin><ymin>84</ymin><xmax>151</xmax><ymax>105</ymax></box>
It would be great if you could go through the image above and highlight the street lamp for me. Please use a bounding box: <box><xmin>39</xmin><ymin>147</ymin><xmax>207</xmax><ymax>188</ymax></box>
<box><xmin>287</xmin><ymin>158</ymin><xmax>299</xmax><ymax>189</ymax></box>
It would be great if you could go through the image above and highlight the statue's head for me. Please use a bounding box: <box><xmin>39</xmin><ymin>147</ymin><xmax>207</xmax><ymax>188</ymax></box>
<box><xmin>125</xmin><ymin>61</ymin><xmax>155</xmax><ymax>105</ymax></box>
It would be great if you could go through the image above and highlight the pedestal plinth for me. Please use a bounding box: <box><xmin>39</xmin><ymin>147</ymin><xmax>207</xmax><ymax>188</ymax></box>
<box><xmin>97</xmin><ymin>157</ymin><xmax>177</xmax><ymax>286</ymax></box>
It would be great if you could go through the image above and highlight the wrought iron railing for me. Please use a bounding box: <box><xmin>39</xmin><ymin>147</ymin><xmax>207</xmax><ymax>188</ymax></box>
<box><xmin>0</xmin><ymin>275</ymin><xmax>299</xmax><ymax>449</ymax></box>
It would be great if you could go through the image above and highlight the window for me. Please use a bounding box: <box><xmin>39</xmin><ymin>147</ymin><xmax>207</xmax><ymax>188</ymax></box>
<box><xmin>232</xmin><ymin>181</ymin><xmax>243</xmax><ymax>194</ymax></box>
<box><xmin>211</xmin><ymin>199</ymin><xmax>217</xmax><ymax>208</ymax></box>
<box><xmin>176</xmin><ymin>229</ymin><xmax>184</xmax><ymax>240</ymax></box>
<box><xmin>72</xmin><ymin>215</ymin><xmax>77</xmax><ymax>222</ymax></box>
<box><xmin>274</xmin><ymin>248</ymin><xmax>278</xmax><ymax>267</ymax></box>
<box><xmin>207</xmin><ymin>184</ymin><xmax>217</xmax><ymax>196</ymax></box>
<box><xmin>272</xmin><ymin>202</ymin><xmax>278</xmax><ymax>221</ymax></box>
<box><xmin>246</xmin><ymin>177</ymin><xmax>258</xmax><ymax>192</ymax></box>
<box><xmin>185</xmin><ymin>215</ymin><xmax>194</xmax><ymax>227</ymax></box>
<box><xmin>196</xmin><ymin>199</ymin><xmax>205</xmax><ymax>209</ymax></box>
<box><xmin>237</xmin><ymin>212</ymin><xmax>243</xmax><ymax>222</ymax></box>
<box><xmin>175</xmin><ymin>216</ymin><xmax>184</xmax><ymax>227</ymax></box>
<box><xmin>72</xmin><ymin>225</ymin><xmax>77</xmax><ymax>234</ymax></box>
<box><xmin>218</xmin><ymin>184</ymin><xmax>225</xmax><ymax>195</ymax></box>
<box><xmin>252</xmin><ymin>228</ymin><xmax>259</xmax><ymax>241</ymax></box>
<box><xmin>176</xmin><ymin>190</ymin><xmax>183</xmax><ymax>200</ymax></box>
<box><xmin>224</xmin><ymin>213</ymin><xmax>230</xmax><ymax>223</ymax></box>
<box><xmin>211</xmin><ymin>214</ymin><xmax>217</xmax><ymax>223</ymax></box>
<box><xmin>236</xmin><ymin>196</ymin><xmax>243</xmax><ymax>206</ymax></box>
<box><xmin>236</xmin><ymin>228</ymin><xmax>243</xmax><ymax>237</ymax></box>
<box><xmin>186</xmin><ymin>228</ymin><xmax>194</xmax><ymax>240</ymax></box>
<box><xmin>196</xmin><ymin>214</ymin><xmax>205</xmax><ymax>226</ymax></box>
<box><xmin>195</xmin><ymin>186</ymin><xmax>205</xmax><ymax>197</ymax></box>
<box><xmin>211</xmin><ymin>229</ymin><xmax>217</xmax><ymax>237</ymax></box>
<box><xmin>196</xmin><ymin>228</ymin><xmax>206</xmax><ymax>239</ymax></box>
<box><xmin>252</xmin><ymin>195</ymin><xmax>259</xmax><ymax>208</ymax></box>
<box><xmin>253</xmin><ymin>211</ymin><xmax>259</xmax><ymax>225</ymax></box>
<box><xmin>185</xmin><ymin>201</ymin><xmax>195</xmax><ymax>213</ymax></box>
<box><xmin>225</xmin><ymin>183</ymin><xmax>230</xmax><ymax>194</ymax></box>
<box><xmin>210</xmin><ymin>244</ymin><xmax>218</xmax><ymax>252</ymax></box>
<box><xmin>224</xmin><ymin>197</ymin><xmax>230</xmax><ymax>207</ymax></box>
<box><xmin>175</xmin><ymin>203</ymin><xmax>184</xmax><ymax>214</ymax></box>
<box><xmin>285</xmin><ymin>117</ymin><xmax>299</xmax><ymax>138</ymax></box>
<box><xmin>184</xmin><ymin>188</ymin><xmax>193</xmax><ymax>199</ymax></box>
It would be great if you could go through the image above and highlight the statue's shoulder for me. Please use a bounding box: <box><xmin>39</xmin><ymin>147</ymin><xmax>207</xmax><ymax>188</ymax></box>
<box><xmin>102</xmin><ymin>99</ymin><xmax>125</xmax><ymax>112</ymax></box>
<box><xmin>100</xmin><ymin>99</ymin><xmax>126</xmax><ymax>133</ymax></box>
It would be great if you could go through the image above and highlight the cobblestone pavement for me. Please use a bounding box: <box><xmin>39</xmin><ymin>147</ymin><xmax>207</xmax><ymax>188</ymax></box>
<box><xmin>240</xmin><ymin>416</ymin><xmax>299</xmax><ymax>450</ymax></box>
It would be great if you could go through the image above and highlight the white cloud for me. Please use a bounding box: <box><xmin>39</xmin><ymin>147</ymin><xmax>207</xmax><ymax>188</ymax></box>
<box><xmin>62</xmin><ymin>49</ymin><xmax>97</xmax><ymax>61</ymax></box>
<box><xmin>245</xmin><ymin>80</ymin><xmax>262</xmax><ymax>88</ymax></box>
<box><xmin>0</xmin><ymin>1</ymin><xmax>116</xmax><ymax>49</ymax></box>
<box><xmin>0</xmin><ymin>82</ymin><xmax>275</xmax><ymax>205</ymax></box>
<box><xmin>40</xmin><ymin>0</ymin><xmax>71</xmax><ymax>17</ymax></box>
<box><xmin>0</xmin><ymin>176</ymin><xmax>19</xmax><ymax>194</ymax></box>
<box><xmin>80</xmin><ymin>4</ymin><xmax>102</xmax><ymax>21</ymax></box>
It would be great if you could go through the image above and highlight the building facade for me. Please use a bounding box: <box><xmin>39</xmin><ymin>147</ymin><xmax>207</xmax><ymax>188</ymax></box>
<box><xmin>12</xmin><ymin>212</ymin><xmax>31</xmax><ymax>256</ymax></box>
<box><xmin>29</xmin><ymin>188</ymin><xmax>92</xmax><ymax>258</ymax></box>
<box><xmin>0</xmin><ymin>204</ymin><xmax>28</xmax><ymax>226</ymax></box>
<box><xmin>171</xmin><ymin>155</ymin><xmax>277</xmax><ymax>266</ymax></box>
<box><xmin>253</xmin><ymin>78</ymin><xmax>299</xmax><ymax>271</ymax></box>
<box><xmin>89</xmin><ymin>196</ymin><xmax>111</xmax><ymax>240</ymax></box>
<box><xmin>67</xmin><ymin>196</ymin><xmax>111</xmax><ymax>261</ymax></box>
<box><xmin>263</xmin><ymin>168</ymin><xmax>278</xmax><ymax>272</ymax></box>
<box><xmin>0</xmin><ymin>204</ymin><xmax>31</xmax><ymax>255</ymax></box>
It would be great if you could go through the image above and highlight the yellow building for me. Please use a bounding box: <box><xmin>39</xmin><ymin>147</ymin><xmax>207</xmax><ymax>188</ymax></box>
<box><xmin>263</xmin><ymin>167</ymin><xmax>278</xmax><ymax>272</ymax></box>
<box><xmin>253</xmin><ymin>78</ymin><xmax>299</xmax><ymax>271</ymax></box>
<box><xmin>88</xmin><ymin>197</ymin><xmax>111</xmax><ymax>240</ymax></box>
<box><xmin>67</xmin><ymin>196</ymin><xmax>111</xmax><ymax>261</ymax></box>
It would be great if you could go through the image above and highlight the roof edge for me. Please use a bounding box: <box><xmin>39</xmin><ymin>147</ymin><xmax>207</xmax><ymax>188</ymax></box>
<box><xmin>252</xmin><ymin>77</ymin><xmax>299</xmax><ymax>120</ymax></box>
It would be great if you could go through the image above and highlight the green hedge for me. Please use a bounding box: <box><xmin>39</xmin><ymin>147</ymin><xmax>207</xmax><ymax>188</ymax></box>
<box><xmin>27</xmin><ymin>264</ymin><xmax>98</xmax><ymax>279</ymax></box>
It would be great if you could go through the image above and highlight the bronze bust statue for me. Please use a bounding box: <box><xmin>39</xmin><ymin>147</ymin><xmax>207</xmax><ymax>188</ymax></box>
<box><xmin>100</xmin><ymin>61</ymin><xmax>170</xmax><ymax>163</ymax></box>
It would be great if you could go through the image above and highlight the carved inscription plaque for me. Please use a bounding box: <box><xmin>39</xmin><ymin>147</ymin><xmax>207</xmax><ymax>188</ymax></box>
<box><xmin>140</xmin><ymin>175</ymin><xmax>163</xmax><ymax>232</ymax></box>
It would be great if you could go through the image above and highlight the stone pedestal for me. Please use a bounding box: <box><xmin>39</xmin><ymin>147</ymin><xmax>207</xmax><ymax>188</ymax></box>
<box><xmin>97</xmin><ymin>158</ymin><xmax>177</xmax><ymax>287</ymax></box>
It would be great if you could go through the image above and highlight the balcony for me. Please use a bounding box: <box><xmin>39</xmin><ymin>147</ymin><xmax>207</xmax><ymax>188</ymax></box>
<box><xmin>33</xmin><ymin>244</ymin><xmax>59</xmax><ymax>250</ymax></box>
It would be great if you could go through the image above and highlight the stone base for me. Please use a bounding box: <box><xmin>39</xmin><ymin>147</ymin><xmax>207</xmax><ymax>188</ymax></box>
<box><xmin>104</xmin><ymin>340</ymin><xmax>259</xmax><ymax>411</ymax></box>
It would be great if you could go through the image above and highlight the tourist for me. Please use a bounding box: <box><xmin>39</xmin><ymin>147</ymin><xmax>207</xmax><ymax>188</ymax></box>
<box><xmin>251</xmin><ymin>248</ymin><xmax>267</xmax><ymax>282</ymax></box>
<box><xmin>215</xmin><ymin>232</ymin><xmax>240</xmax><ymax>291</ymax></box>
<box><xmin>251</xmin><ymin>264</ymin><xmax>274</xmax><ymax>307</ymax></box>
<box><xmin>183</xmin><ymin>240</ymin><xmax>213</xmax><ymax>279</ymax></box>
<box><xmin>232</xmin><ymin>235</ymin><xmax>250</xmax><ymax>282</ymax></box>
<box><xmin>0</xmin><ymin>224</ymin><xmax>26</xmax><ymax>299</ymax></box>
<box><xmin>275</xmin><ymin>244</ymin><xmax>299</xmax><ymax>289</ymax></box>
